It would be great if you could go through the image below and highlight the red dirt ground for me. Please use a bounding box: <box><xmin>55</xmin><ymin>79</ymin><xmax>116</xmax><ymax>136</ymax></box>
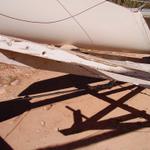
<box><xmin>0</xmin><ymin>62</ymin><xmax>150</xmax><ymax>150</ymax></box>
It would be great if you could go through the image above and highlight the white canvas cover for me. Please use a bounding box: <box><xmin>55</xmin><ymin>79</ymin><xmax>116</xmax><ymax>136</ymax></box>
<box><xmin>0</xmin><ymin>0</ymin><xmax>149</xmax><ymax>53</ymax></box>
<box><xmin>0</xmin><ymin>34</ymin><xmax>150</xmax><ymax>88</ymax></box>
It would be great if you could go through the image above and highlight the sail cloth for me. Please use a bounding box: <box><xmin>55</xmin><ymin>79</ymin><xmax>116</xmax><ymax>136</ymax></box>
<box><xmin>0</xmin><ymin>0</ymin><xmax>149</xmax><ymax>53</ymax></box>
<box><xmin>0</xmin><ymin>34</ymin><xmax>150</xmax><ymax>88</ymax></box>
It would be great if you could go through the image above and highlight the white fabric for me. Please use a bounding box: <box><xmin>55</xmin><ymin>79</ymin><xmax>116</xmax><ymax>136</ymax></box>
<box><xmin>0</xmin><ymin>0</ymin><xmax>149</xmax><ymax>52</ymax></box>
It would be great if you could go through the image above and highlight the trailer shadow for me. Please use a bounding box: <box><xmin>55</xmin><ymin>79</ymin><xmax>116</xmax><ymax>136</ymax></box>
<box><xmin>0</xmin><ymin>74</ymin><xmax>149</xmax><ymax>150</ymax></box>
<box><xmin>0</xmin><ymin>136</ymin><xmax>13</xmax><ymax>150</ymax></box>
<box><xmin>37</xmin><ymin>85</ymin><xmax>150</xmax><ymax>150</ymax></box>
<box><xmin>36</xmin><ymin>77</ymin><xmax>150</xmax><ymax>150</ymax></box>
<box><xmin>0</xmin><ymin>74</ymin><xmax>101</xmax><ymax>122</ymax></box>
<box><xmin>59</xmin><ymin>85</ymin><xmax>149</xmax><ymax>135</ymax></box>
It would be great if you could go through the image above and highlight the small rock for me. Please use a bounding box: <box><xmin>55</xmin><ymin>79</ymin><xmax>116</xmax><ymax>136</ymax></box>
<box><xmin>60</xmin><ymin>44</ymin><xmax>78</xmax><ymax>51</ymax></box>
<box><xmin>10</xmin><ymin>79</ymin><xmax>20</xmax><ymax>86</ymax></box>
<box><xmin>0</xmin><ymin>87</ymin><xmax>6</xmax><ymax>94</ymax></box>
<box><xmin>40</xmin><ymin>121</ymin><xmax>46</xmax><ymax>127</ymax></box>
<box><xmin>43</xmin><ymin>105</ymin><xmax>52</xmax><ymax>111</ymax></box>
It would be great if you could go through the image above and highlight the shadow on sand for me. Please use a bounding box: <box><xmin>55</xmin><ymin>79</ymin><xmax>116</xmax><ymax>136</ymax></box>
<box><xmin>0</xmin><ymin>74</ymin><xmax>150</xmax><ymax>150</ymax></box>
<box><xmin>0</xmin><ymin>137</ymin><xmax>13</xmax><ymax>150</ymax></box>
<box><xmin>37</xmin><ymin>82</ymin><xmax>150</xmax><ymax>150</ymax></box>
<box><xmin>0</xmin><ymin>75</ymin><xmax>101</xmax><ymax>122</ymax></box>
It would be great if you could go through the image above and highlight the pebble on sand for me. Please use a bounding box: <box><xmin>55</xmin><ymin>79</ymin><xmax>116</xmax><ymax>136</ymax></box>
<box><xmin>40</xmin><ymin>121</ymin><xmax>46</xmax><ymax>127</ymax></box>
<box><xmin>43</xmin><ymin>105</ymin><xmax>53</xmax><ymax>111</ymax></box>
<box><xmin>0</xmin><ymin>87</ymin><xmax>6</xmax><ymax>94</ymax></box>
<box><xmin>10</xmin><ymin>79</ymin><xmax>20</xmax><ymax>86</ymax></box>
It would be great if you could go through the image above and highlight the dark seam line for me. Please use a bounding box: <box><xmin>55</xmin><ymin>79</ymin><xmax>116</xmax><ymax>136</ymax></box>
<box><xmin>0</xmin><ymin>0</ymin><xmax>106</xmax><ymax>24</ymax></box>
<box><xmin>56</xmin><ymin>0</ymin><xmax>94</xmax><ymax>44</ymax></box>
<box><xmin>140</xmin><ymin>15</ymin><xmax>150</xmax><ymax>45</ymax></box>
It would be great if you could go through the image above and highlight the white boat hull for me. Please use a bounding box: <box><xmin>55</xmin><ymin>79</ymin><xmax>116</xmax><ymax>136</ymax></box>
<box><xmin>0</xmin><ymin>0</ymin><xmax>150</xmax><ymax>53</ymax></box>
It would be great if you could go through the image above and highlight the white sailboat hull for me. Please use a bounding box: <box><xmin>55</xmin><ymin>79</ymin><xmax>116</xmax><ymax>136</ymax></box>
<box><xmin>0</xmin><ymin>0</ymin><xmax>150</xmax><ymax>53</ymax></box>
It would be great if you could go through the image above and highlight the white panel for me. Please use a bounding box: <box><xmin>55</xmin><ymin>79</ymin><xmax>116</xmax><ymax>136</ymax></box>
<box><xmin>74</xmin><ymin>2</ymin><xmax>150</xmax><ymax>51</ymax></box>
<box><xmin>0</xmin><ymin>0</ymin><xmax>69</xmax><ymax>21</ymax></box>
<box><xmin>0</xmin><ymin>34</ymin><xmax>149</xmax><ymax>88</ymax></box>
<box><xmin>59</xmin><ymin>0</ymin><xmax>103</xmax><ymax>15</ymax></box>
<box><xmin>0</xmin><ymin>16</ymin><xmax>90</xmax><ymax>45</ymax></box>
<box><xmin>0</xmin><ymin>0</ymin><xmax>149</xmax><ymax>52</ymax></box>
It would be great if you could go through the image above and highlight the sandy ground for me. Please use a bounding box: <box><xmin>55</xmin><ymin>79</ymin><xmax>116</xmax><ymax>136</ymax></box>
<box><xmin>0</xmin><ymin>62</ymin><xmax>150</xmax><ymax>150</ymax></box>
